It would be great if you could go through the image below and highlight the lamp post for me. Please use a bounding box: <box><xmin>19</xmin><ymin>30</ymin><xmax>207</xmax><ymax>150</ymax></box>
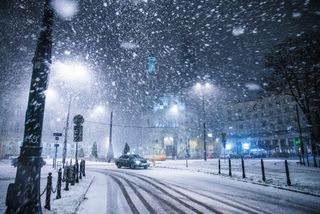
<box><xmin>202</xmin><ymin>94</ymin><xmax>207</xmax><ymax>161</ymax></box>
<box><xmin>62</xmin><ymin>98</ymin><xmax>71</xmax><ymax>168</ymax></box>
<box><xmin>5</xmin><ymin>1</ymin><xmax>54</xmax><ymax>213</ymax></box>
<box><xmin>193</xmin><ymin>83</ymin><xmax>213</xmax><ymax>161</ymax></box>
<box><xmin>107</xmin><ymin>111</ymin><xmax>114</xmax><ymax>162</ymax></box>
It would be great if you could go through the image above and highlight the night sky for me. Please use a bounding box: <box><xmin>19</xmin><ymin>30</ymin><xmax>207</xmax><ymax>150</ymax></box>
<box><xmin>0</xmin><ymin>0</ymin><xmax>319</xmax><ymax>114</ymax></box>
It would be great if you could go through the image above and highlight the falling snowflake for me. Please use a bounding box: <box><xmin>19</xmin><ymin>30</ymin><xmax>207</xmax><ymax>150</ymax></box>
<box><xmin>232</xmin><ymin>26</ymin><xmax>245</xmax><ymax>36</ymax></box>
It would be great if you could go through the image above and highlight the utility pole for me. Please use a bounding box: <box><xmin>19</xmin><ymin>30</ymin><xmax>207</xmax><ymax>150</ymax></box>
<box><xmin>5</xmin><ymin>1</ymin><xmax>54</xmax><ymax>213</ymax></box>
<box><xmin>62</xmin><ymin>98</ymin><xmax>71</xmax><ymax>168</ymax></box>
<box><xmin>107</xmin><ymin>111</ymin><xmax>114</xmax><ymax>162</ymax></box>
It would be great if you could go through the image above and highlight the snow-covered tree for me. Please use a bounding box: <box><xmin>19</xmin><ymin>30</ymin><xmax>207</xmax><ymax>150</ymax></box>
<box><xmin>123</xmin><ymin>142</ymin><xmax>130</xmax><ymax>155</ymax></box>
<box><xmin>91</xmin><ymin>142</ymin><xmax>98</xmax><ymax>161</ymax></box>
<box><xmin>79</xmin><ymin>147</ymin><xmax>85</xmax><ymax>158</ymax></box>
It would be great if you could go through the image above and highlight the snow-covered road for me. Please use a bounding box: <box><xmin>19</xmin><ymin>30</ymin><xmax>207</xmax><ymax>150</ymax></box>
<box><xmin>77</xmin><ymin>165</ymin><xmax>320</xmax><ymax>214</ymax></box>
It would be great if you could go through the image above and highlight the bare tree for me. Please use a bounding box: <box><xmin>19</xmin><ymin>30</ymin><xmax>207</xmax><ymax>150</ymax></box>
<box><xmin>123</xmin><ymin>142</ymin><xmax>130</xmax><ymax>155</ymax></box>
<box><xmin>264</xmin><ymin>31</ymin><xmax>320</xmax><ymax>167</ymax></box>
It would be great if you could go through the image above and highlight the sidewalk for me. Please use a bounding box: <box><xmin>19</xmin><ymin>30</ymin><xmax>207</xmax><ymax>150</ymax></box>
<box><xmin>0</xmin><ymin>159</ymin><xmax>96</xmax><ymax>214</ymax></box>
<box><xmin>154</xmin><ymin>158</ymin><xmax>320</xmax><ymax>196</ymax></box>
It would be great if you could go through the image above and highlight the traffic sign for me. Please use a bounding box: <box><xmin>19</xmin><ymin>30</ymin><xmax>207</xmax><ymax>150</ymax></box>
<box><xmin>73</xmin><ymin>115</ymin><xmax>84</xmax><ymax>125</ymax></box>
<box><xmin>74</xmin><ymin>125</ymin><xmax>83</xmax><ymax>142</ymax></box>
<box><xmin>53</xmin><ymin>133</ymin><xmax>62</xmax><ymax>137</ymax></box>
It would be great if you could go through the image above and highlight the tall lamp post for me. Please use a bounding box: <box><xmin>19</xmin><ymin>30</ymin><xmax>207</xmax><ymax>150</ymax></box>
<box><xmin>62</xmin><ymin>98</ymin><xmax>71</xmax><ymax>168</ymax></box>
<box><xmin>193</xmin><ymin>83</ymin><xmax>213</xmax><ymax>161</ymax></box>
<box><xmin>107</xmin><ymin>111</ymin><xmax>114</xmax><ymax>162</ymax></box>
<box><xmin>5</xmin><ymin>1</ymin><xmax>54</xmax><ymax>213</ymax></box>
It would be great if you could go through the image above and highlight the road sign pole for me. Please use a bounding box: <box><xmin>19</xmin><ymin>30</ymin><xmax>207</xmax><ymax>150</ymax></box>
<box><xmin>73</xmin><ymin>115</ymin><xmax>84</xmax><ymax>183</ymax></box>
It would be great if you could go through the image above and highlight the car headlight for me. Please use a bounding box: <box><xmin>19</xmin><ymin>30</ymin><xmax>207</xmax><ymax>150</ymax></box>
<box><xmin>135</xmin><ymin>160</ymin><xmax>141</xmax><ymax>164</ymax></box>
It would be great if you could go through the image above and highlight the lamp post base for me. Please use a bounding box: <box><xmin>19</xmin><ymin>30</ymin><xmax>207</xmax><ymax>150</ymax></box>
<box><xmin>5</xmin><ymin>146</ymin><xmax>43</xmax><ymax>214</ymax></box>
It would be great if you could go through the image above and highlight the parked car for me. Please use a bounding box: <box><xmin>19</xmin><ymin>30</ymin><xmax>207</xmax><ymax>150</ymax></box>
<box><xmin>115</xmin><ymin>154</ymin><xmax>150</xmax><ymax>169</ymax></box>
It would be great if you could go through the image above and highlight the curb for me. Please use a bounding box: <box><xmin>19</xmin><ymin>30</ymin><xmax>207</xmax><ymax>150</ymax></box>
<box><xmin>73</xmin><ymin>176</ymin><xmax>95</xmax><ymax>214</ymax></box>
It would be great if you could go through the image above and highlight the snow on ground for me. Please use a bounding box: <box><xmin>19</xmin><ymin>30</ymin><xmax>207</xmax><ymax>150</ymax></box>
<box><xmin>155</xmin><ymin>158</ymin><xmax>320</xmax><ymax>195</ymax></box>
<box><xmin>1</xmin><ymin>158</ymin><xmax>319</xmax><ymax>213</ymax></box>
<box><xmin>0</xmin><ymin>159</ymin><xmax>94</xmax><ymax>214</ymax></box>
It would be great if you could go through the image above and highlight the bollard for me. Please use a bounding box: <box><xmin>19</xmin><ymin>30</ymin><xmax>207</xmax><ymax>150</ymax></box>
<box><xmin>44</xmin><ymin>173</ymin><xmax>52</xmax><ymax>210</ymax></box>
<box><xmin>228</xmin><ymin>158</ymin><xmax>232</xmax><ymax>177</ymax></box>
<box><xmin>241</xmin><ymin>158</ymin><xmax>246</xmax><ymax>179</ymax></box>
<box><xmin>285</xmin><ymin>160</ymin><xmax>291</xmax><ymax>186</ymax></box>
<box><xmin>83</xmin><ymin>160</ymin><xmax>86</xmax><ymax>177</ymax></box>
<box><xmin>75</xmin><ymin>162</ymin><xmax>79</xmax><ymax>183</ymax></box>
<box><xmin>56</xmin><ymin>168</ymin><xmax>62</xmax><ymax>199</ymax></box>
<box><xmin>218</xmin><ymin>159</ymin><xmax>221</xmax><ymax>174</ymax></box>
<box><xmin>261</xmin><ymin>159</ymin><xmax>266</xmax><ymax>182</ymax></box>
<box><xmin>64</xmin><ymin>166</ymin><xmax>70</xmax><ymax>191</ymax></box>
<box><xmin>299</xmin><ymin>155</ymin><xmax>302</xmax><ymax>165</ymax></box>
<box><xmin>71</xmin><ymin>165</ymin><xmax>75</xmax><ymax>186</ymax></box>
<box><xmin>79</xmin><ymin>161</ymin><xmax>82</xmax><ymax>180</ymax></box>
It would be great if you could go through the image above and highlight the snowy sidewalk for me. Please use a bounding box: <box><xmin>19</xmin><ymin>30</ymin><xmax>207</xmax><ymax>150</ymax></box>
<box><xmin>154</xmin><ymin>158</ymin><xmax>320</xmax><ymax>196</ymax></box>
<box><xmin>0</xmin><ymin>160</ymin><xmax>95</xmax><ymax>214</ymax></box>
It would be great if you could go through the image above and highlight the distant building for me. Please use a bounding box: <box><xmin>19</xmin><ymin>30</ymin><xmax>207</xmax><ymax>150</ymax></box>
<box><xmin>138</xmin><ymin>93</ymin><xmax>311</xmax><ymax>159</ymax></box>
<box><xmin>210</xmin><ymin>94</ymin><xmax>311</xmax><ymax>157</ymax></box>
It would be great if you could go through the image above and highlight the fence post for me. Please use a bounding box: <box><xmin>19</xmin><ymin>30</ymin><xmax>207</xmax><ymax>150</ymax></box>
<box><xmin>64</xmin><ymin>166</ymin><xmax>70</xmax><ymax>191</ymax></box>
<box><xmin>261</xmin><ymin>159</ymin><xmax>266</xmax><ymax>182</ymax></box>
<box><xmin>228</xmin><ymin>158</ymin><xmax>232</xmax><ymax>177</ymax></box>
<box><xmin>44</xmin><ymin>173</ymin><xmax>52</xmax><ymax>210</ymax></box>
<box><xmin>218</xmin><ymin>159</ymin><xmax>221</xmax><ymax>174</ymax></box>
<box><xmin>285</xmin><ymin>160</ymin><xmax>291</xmax><ymax>186</ymax></box>
<box><xmin>56</xmin><ymin>168</ymin><xmax>62</xmax><ymax>199</ymax></box>
<box><xmin>75</xmin><ymin>162</ymin><xmax>79</xmax><ymax>183</ymax></box>
<box><xmin>241</xmin><ymin>158</ymin><xmax>246</xmax><ymax>178</ymax></box>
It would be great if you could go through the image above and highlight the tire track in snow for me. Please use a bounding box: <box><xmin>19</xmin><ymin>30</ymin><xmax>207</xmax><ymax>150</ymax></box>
<box><xmin>94</xmin><ymin>169</ymin><xmax>192</xmax><ymax>214</ymax></box>
<box><xmin>108</xmin><ymin>169</ymin><xmax>264</xmax><ymax>214</ymax></box>
<box><xmin>107</xmin><ymin>170</ymin><xmax>223</xmax><ymax>214</ymax></box>
<box><xmin>108</xmin><ymin>175</ymin><xmax>139</xmax><ymax>214</ymax></box>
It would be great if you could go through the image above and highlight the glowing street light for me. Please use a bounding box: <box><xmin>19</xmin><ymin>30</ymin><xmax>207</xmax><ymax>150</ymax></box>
<box><xmin>51</xmin><ymin>61</ymin><xmax>91</xmax><ymax>87</ymax></box>
<box><xmin>192</xmin><ymin>82</ymin><xmax>213</xmax><ymax>161</ymax></box>
<box><xmin>50</xmin><ymin>60</ymin><xmax>92</xmax><ymax>168</ymax></box>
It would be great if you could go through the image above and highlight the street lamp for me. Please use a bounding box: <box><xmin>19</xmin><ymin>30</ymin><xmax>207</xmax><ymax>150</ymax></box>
<box><xmin>193</xmin><ymin>82</ymin><xmax>213</xmax><ymax>161</ymax></box>
<box><xmin>50</xmin><ymin>61</ymin><xmax>91</xmax><ymax>168</ymax></box>
<box><xmin>5</xmin><ymin>1</ymin><xmax>54</xmax><ymax>213</ymax></box>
